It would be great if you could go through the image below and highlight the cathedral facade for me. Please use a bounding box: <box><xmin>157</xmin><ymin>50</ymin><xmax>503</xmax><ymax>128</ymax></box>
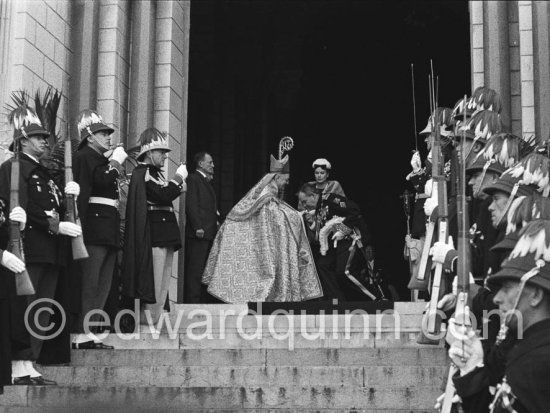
<box><xmin>0</xmin><ymin>0</ymin><xmax>549</xmax><ymax>301</ymax></box>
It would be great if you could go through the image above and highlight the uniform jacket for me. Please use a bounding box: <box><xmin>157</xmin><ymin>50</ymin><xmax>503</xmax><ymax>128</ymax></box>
<box><xmin>0</xmin><ymin>153</ymin><xmax>65</xmax><ymax>264</ymax></box>
<box><xmin>309</xmin><ymin>193</ymin><xmax>371</xmax><ymax>245</ymax></box>
<box><xmin>454</xmin><ymin>318</ymin><xmax>550</xmax><ymax>413</ymax></box>
<box><xmin>73</xmin><ymin>145</ymin><xmax>121</xmax><ymax>248</ymax></box>
<box><xmin>185</xmin><ymin>171</ymin><xmax>217</xmax><ymax>240</ymax></box>
<box><xmin>122</xmin><ymin>165</ymin><xmax>183</xmax><ymax>304</ymax></box>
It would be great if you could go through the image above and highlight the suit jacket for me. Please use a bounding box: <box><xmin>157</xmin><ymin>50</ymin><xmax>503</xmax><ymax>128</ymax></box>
<box><xmin>185</xmin><ymin>171</ymin><xmax>217</xmax><ymax>240</ymax></box>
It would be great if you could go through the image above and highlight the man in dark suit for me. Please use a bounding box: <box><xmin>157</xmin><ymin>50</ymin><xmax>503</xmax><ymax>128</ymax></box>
<box><xmin>184</xmin><ymin>152</ymin><xmax>217</xmax><ymax>303</ymax></box>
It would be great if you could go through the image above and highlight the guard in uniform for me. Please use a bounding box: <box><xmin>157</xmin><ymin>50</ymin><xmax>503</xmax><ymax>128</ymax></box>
<box><xmin>72</xmin><ymin>109</ymin><xmax>127</xmax><ymax>349</ymax></box>
<box><xmin>122</xmin><ymin>128</ymin><xmax>187</xmax><ymax>326</ymax></box>
<box><xmin>0</xmin><ymin>105</ymin><xmax>81</xmax><ymax>384</ymax></box>
<box><xmin>449</xmin><ymin>219</ymin><xmax>550</xmax><ymax>413</ymax></box>
<box><xmin>297</xmin><ymin>182</ymin><xmax>371</xmax><ymax>300</ymax></box>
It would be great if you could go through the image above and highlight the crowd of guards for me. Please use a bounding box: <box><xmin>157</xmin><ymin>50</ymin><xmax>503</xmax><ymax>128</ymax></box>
<box><xmin>405</xmin><ymin>86</ymin><xmax>550</xmax><ymax>412</ymax></box>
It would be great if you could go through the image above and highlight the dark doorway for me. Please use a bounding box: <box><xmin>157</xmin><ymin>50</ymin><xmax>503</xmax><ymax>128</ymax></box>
<box><xmin>187</xmin><ymin>0</ymin><xmax>471</xmax><ymax>299</ymax></box>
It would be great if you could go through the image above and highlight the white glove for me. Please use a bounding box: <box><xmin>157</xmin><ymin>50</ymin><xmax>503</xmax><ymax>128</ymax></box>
<box><xmin>110</xmin><ymin>146</ymin><xmax>128</xmax><ymax>164</ymax></box>
<box><xmin>65</xmin><ymin>181</ymin><xmax>80</xmax><ymax>197</ymax></box>
<box><xmin>434</xmin><ymin>392</ymin><xmax>462</xmax><ymax>410</ymax></box>
<box><xmin>58</xmin><ymin>222</ymin><xmax>82</xmax><ymax>238</ymax></box>
<box><xmin>175</xmin><ymin>164</ymin><xmax>188</xmax><ymax>180</ymax></box>
<box><xmin>9</xmin><ymin>207</ymin><xmax>26</xmax><ymax>231</ymax></box>
<box><xmin>410</xmin><ymin>151</ymin><xmax>421</xmax><ymax>173</ymax></box>
<box><xmin>1</xmin><ymin>250</ymin><xmax>25</xmax><ymax>273</ymax></box>
<box><xmin>424</xmin><ymin>178</ymin><xmax>435</xmax><ymax>197</ymax></box>
<box><xmin>430</xmin><ymin>236</ymin><xmax>455</xmax><ymax>264</ymax></box>
<box><xmin>423</xmin><ymin>197</ymin><xmax>438</xmax><ymax>217</ymax></box>
<box><xmin>405</xmin><ymin>235</ymin><xmax>422</xmax><ymax>262</ymax></box>
<box><xmin>427</xmin><ymin>149</ymin><xmax>433</xmax><ymax>164</ymax></box>
<box><xmin>332</xmin><ymin>230</ymin><xmax>345</xmax><ymax>248</ymax></box>
<box><xmin>447</xmin><ymin>322</ymin><xmax>484</xmax><ymax>376</ymax></box>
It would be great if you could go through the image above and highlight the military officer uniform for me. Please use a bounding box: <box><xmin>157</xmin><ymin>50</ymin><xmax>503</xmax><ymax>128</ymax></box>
<box><xmin>72</xmin><ymin>109</ymin><xmax>125</xmax><ymax>349</ymax></box>
<box><xmin>452</xmin><ymin>221</ymin><xmax>550</xmax><ymax>412</ymax></box>
<box><xmin>122</xmin><ymin>128</ymin><xmax>186</xmax><ymax>324</ymax></box>
<box><xmin>306</xmin><ymin>193</ymin><xmax>369</xmax><ymax>300</ymax></box>
<box><xmin>0</xmin><ymin>106</ymin><xmax>80</xmax><ymax>384</ymax></box>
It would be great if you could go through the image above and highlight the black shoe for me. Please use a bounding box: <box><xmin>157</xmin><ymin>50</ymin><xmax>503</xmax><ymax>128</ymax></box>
<box><xmin>71</xmin><ymin>340</ymin><xmax>96</xmax><ymax>350</ymax></box>
<box><xmin>30</xmin><ymin>376</ymin><xmax>57</xmax><ymax>385</ymax></box>
<box><xmin>12</xmin><ymin>376</ymin><xmax>33</xmax><ymax>385</ymax></box>
<box><xmin>93</xmin><ymin>342</ymin><xmax>114</xmax><ymax>350</ymax></box>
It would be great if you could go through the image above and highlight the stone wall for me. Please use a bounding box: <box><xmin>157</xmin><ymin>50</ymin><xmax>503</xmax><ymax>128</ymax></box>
<box><xmin>469</xmin><ymin>0</ymin><xmax>550</xmax><ymax>140</ymax></box>
<box><xmin>0</xmin><ymin>0</ymin><xmax>190</xmax><ymax>304</ymax></box>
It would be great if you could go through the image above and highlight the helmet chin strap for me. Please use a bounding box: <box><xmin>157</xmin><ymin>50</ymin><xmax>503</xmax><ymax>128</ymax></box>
<box><xmin>90</xmin><ymin>134</ymin><xmax>110</xmax><ymax>152</ymax></box>
<box><xmin>23</xmin><ymin>136</ymin><xmax>46</xmax><ymax>156</ymax></box>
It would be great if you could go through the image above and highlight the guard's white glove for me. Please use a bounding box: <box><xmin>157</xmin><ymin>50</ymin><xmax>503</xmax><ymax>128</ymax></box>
<box><xmin>58</xmin><ymin>222</ymin><xmax>82</xmax><ymax>238</ymax></box>
<box><xmin>424</xmin><ymin>197</ymin><xmax>438</xmax><ymax>217</ymax></box>
<box><xmin>9</xmin><ymin>207</ymin><xmax>26</xmax><ymax>231</ymax></box>
<box><xmin>332</xmin><ymin>230</ymin><xmax>345</xmax><ymax>248</ymax></box>
<box><xmin>404</xmin><ymin>234</ymin><xmax>422</xmax><ymax>262</ymax></box>
<box><xmin>424</xmin><ymin>178</ymin><xmax>435</xmax><ymax>197</ymax></box>
<box><xmin>427</xmin><ymin>149</ymin><xmax>433</xmax><ymax>164</ymax></box>
<box><xmin>447</xmin><ymin>320</ymin><xmax>484</xmax><ymax>376</ymax></box>
<box><xmin>110</xmin><ymin>146</ymin><xmax>128</xmax><ymax>164</ymax></box>
<box><xmin>65</xmin><ymin>181</ymin><xmax>80</xmax><ymax>198</ymax></box>
<box><xmin>430</xmin><ymin>236</ymin><xmax>455</xmax><ymax>265</ymax></box>
<box><xmin>434</xmin><ymin>392</ymin><xmax>462</xmax><ymax>410</ymax></box>
<box><xmin>1</xmin><ymin>250</ymin><xmax>25</xmax><ymax>273</ymax></box>
<box><xmin>175</xmin><ymin>164</ymin><xmax>188</xmax><ymax>181</ymax></box>
<box><xmin>410</xmin><ymin>151</ymin><xmax>422</xmax><ymax>173</ymax></box>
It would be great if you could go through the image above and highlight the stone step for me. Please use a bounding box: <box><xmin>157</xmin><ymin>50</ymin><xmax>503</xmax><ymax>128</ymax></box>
<box><xmin>0</xmin><ymin>408</ymin><xmax>436</xmax><ymax>413</ymax></box>
<box><xmin>36</xmin><ymin>365</ymin><xmax>447</xmax><ymax>387</ymax></box>
<box><xmin>0</xmin><ymin>385</ymin><xmax>442</xmax><ymax>410</ymax></box>
<box><xmin>64</xmin><ymin>347</ymin><xmax>448</xmax><ymax>367</ymax></box>
<box><xmin>137</xmin><ymin>313</ymin><xmax>424</xmax><ymax>333</ymax></box>
<box><xmin>92</xmin><ymin>330</ymin><xmax>440</xmax><ymax>350</ymax></box>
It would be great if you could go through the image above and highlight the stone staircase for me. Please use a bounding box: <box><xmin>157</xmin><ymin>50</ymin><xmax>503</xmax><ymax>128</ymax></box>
<box><xmin>0</xmin><ymin>302</ymin><xmax>447</xmax><ymax>412</ymax></box>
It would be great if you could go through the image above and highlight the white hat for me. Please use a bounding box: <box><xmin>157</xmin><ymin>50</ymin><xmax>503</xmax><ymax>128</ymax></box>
<box><xmin>312</xmin><ymin>158</ymin><xmax>332</xmax><ymax>170</ymax></box>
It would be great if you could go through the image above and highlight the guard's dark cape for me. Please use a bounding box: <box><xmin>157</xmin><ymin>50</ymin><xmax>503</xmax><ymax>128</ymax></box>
<box><xmin>121</xmin><ymin>165</ymin><xmax>155</xmax><ymax>303</ymax></box>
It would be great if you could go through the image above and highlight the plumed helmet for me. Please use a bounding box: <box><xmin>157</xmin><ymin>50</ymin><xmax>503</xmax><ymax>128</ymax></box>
<box><xmin>467</xmin><ymin>133</ymin><xmax>536</xmax><ymax>176</ymax></box>
<box><xmin>8</xmin><ymin>103</ymin><xmax>50</xmax><ymax>151</ymax></box>
<box><xmin>459</xmin><ymin>109</ymin><xmax>502</xmax><ymax>145</ymax></box>
<box><xmin>137</xmin><ymin>128</ymin><xmax>171</xmax><ymax>161</ymax></box>
<box><xmin>470</xmin><ymin>86</ymin><xmax>502</xmax><ymax>114</ymax></box>
<box><xmin>419</xmin><ymin>107</ymin><xmax>454</xmax><ymax>137</ymax></box>
<box><xmin>76</xmin><ymin>109</ymin><xmax>115</xmax><ymax>149</ymax></box>
<box><xmin>488</xmin><ymin>219</ymin><xmax>550</xmax><ymax>293</ymax></box>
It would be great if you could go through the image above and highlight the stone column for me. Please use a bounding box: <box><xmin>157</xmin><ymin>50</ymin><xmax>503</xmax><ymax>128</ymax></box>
<box><xmin>484</xmin><ymin>1</ymin><xmax>511</xmax><ymax>127</ymax></box>
<box><xmin>518</xmin><ymin>1</ymin><xmax>536</xmax><ymax>137</ymax></box>
<box><xmin>532</xmin><ymin>1</ymin><xmax>550</xmax><ymax>140</ymax></box>
<box><xmin>127</xmin><ymin>0</ymin><xmax>156</xmax><ymax>149</ymax></box>
<box><xmin>154</xmin><ymin>0</ymin><xmax>190</xmax><ymax>303</ymax></box>
<box><xmin>470</xmin><ymin>1</ymin><xmax>484</xmax><ymax>91</ymax></box>
<box><xmin>96</xmin><ymin>0</ymin><xmax>130</xmax><ymax>145</ymax></box>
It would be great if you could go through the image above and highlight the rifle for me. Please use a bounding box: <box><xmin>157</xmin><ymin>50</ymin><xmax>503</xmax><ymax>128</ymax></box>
<box><xmin>8</xmin><ymin>138</ymin><xmax>35</xmax><ymax>295</ymax></box>
<box><xmin>408</xmin><ymin>71</ymin><xmax>437</xmax><ymax>292</ymax></box>
<box><xmin>422</xmin><ymin>64</ymin><xmax>449</xmax><ymax>339</ymax></box>
<box><xmin>439</xmin><ymin>95</ymin><xmax>471</xmax><ymax>412</ymax></box>
<box><xmin>65</xmin><ymin>123</ymin><xmax>88</xmax><ymax>259</ymax></box>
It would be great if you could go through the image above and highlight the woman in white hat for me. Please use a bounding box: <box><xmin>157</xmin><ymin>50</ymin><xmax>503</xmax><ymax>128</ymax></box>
<box><xmin>300</xmin><ymin>158</ymin><xmax>345</xmax><ymax>210</ymax></box>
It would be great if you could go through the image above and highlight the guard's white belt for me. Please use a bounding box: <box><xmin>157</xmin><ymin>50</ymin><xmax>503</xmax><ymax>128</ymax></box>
<box><xmin>89</xmin><ymin>197</ymin><xmax>119</xmax><ymax>207</ymax></box>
